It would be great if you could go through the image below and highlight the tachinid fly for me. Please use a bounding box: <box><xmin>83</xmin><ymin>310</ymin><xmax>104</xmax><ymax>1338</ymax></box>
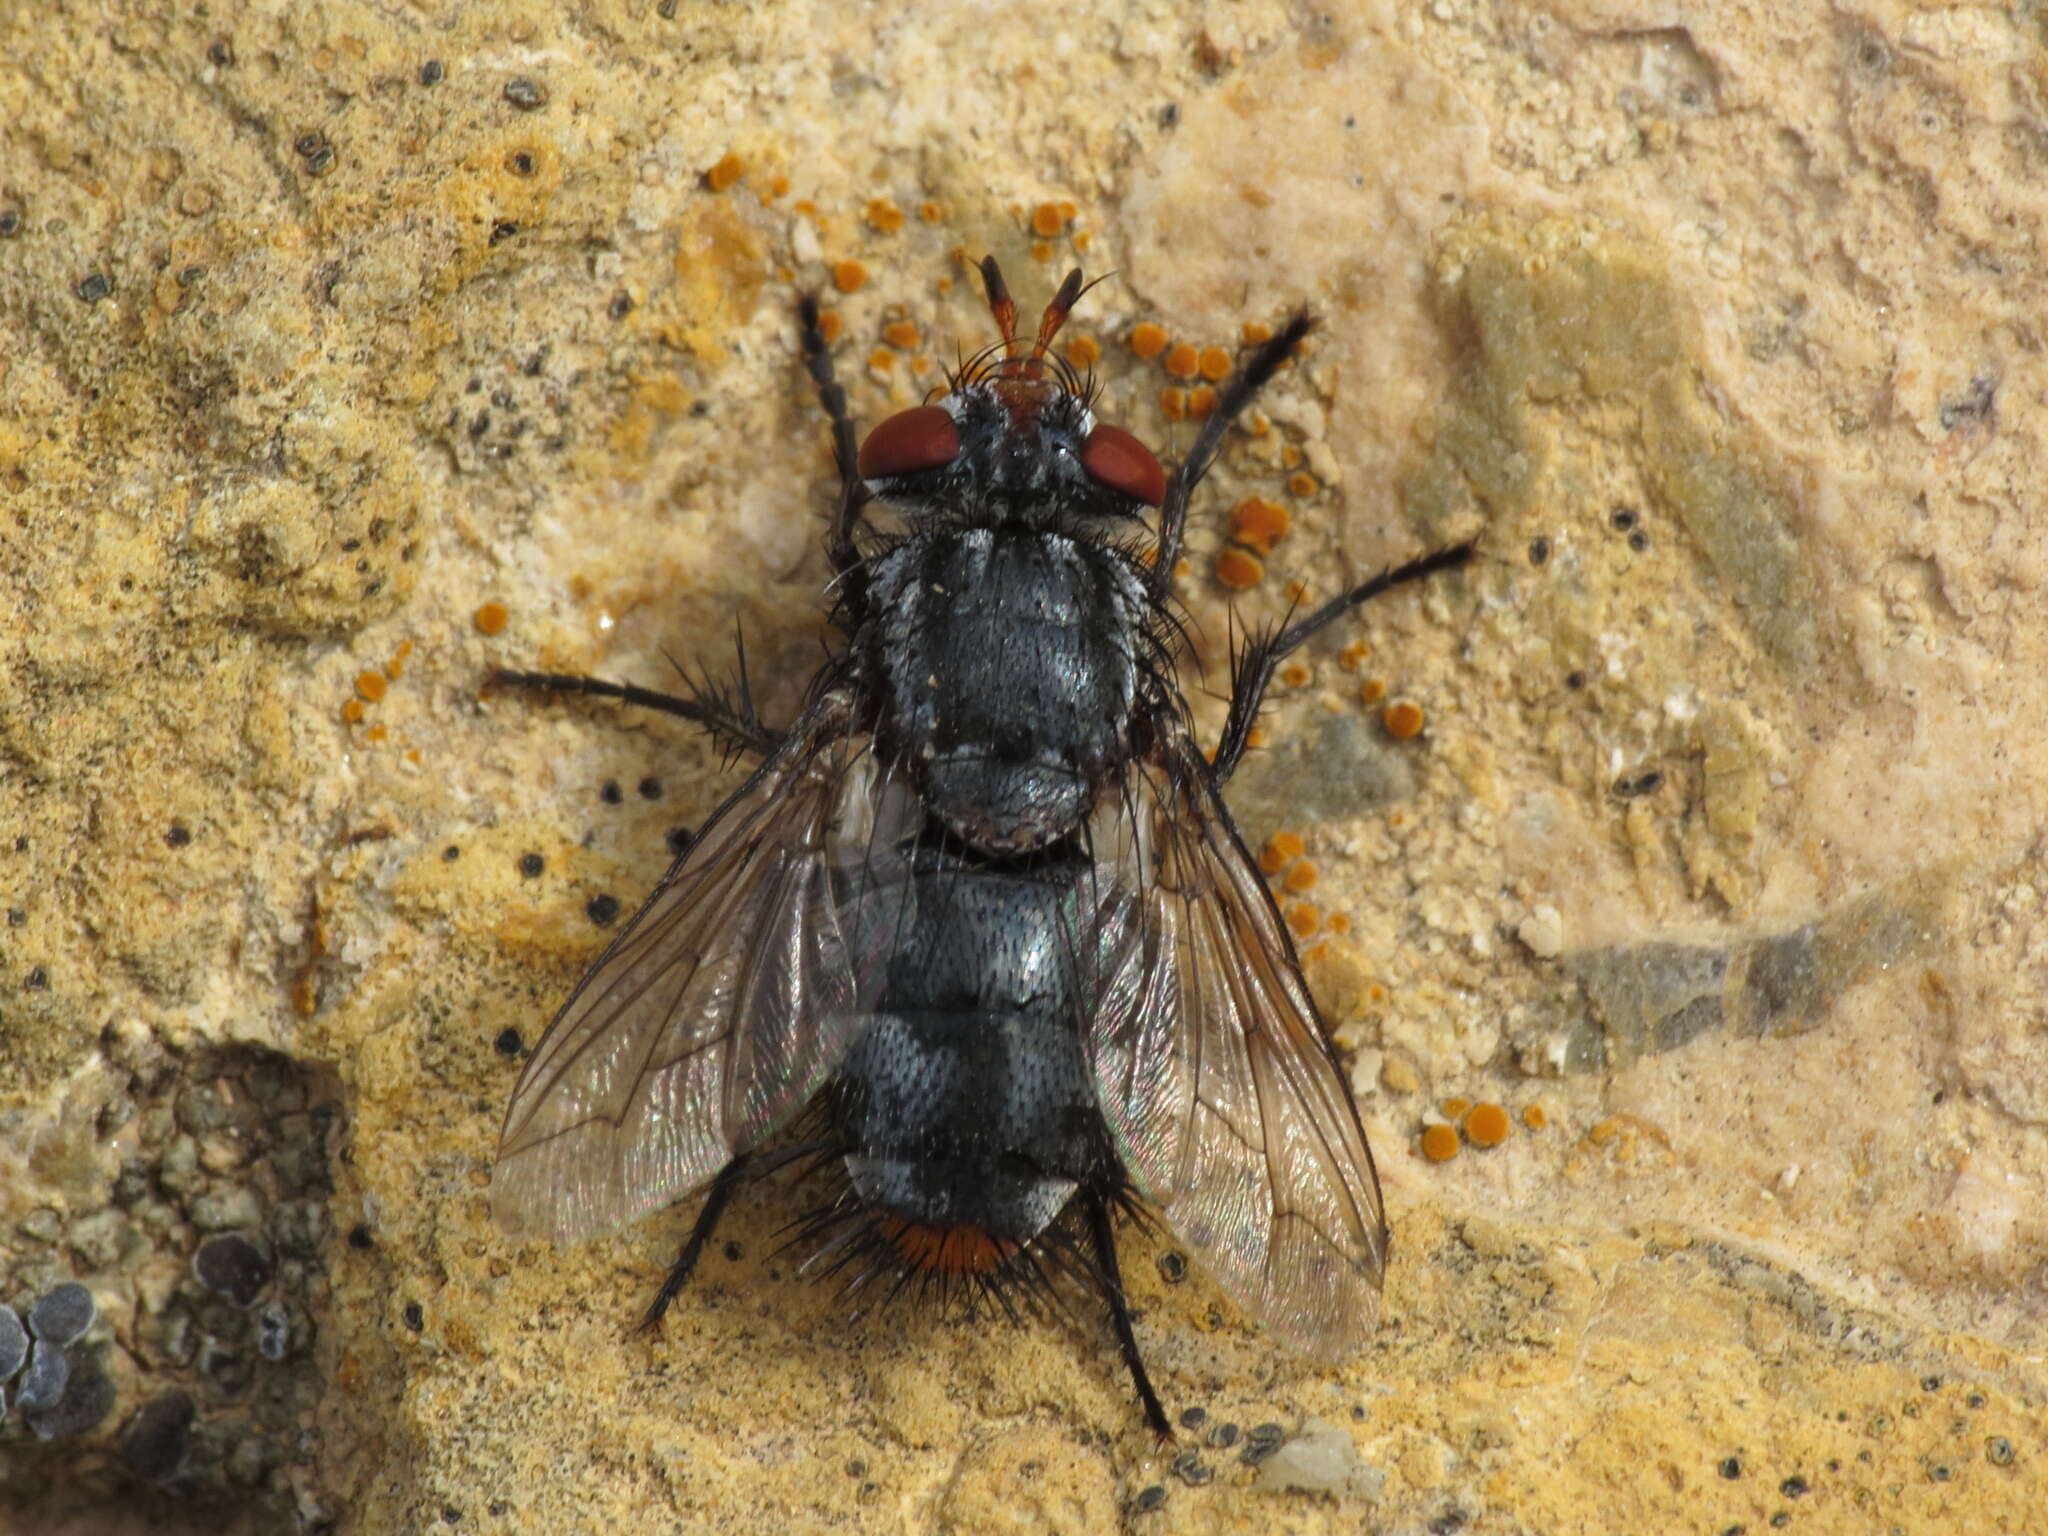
<box><xmin>490</xmin><ymin>258</ymin><xmax>1474</xmax><ymax>1434</ymax></box>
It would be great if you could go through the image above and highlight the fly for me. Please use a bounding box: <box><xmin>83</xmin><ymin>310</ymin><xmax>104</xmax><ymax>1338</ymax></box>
<box><xmin>489</xmin><ymin>259</ymin><xmax>1475</xmax><ymax>1435</ymax></box>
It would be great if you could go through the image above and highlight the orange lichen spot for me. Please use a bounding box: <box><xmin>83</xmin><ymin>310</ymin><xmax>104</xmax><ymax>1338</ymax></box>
<box><xmin>1338</xmin><ymin>640</ymin><xmax>1370</xmax><ymax>671</ymax></box>
<box><xmin>1242</xmin><ymin>319</ymin><xmax>1273</xmax><ymax>346</ymax></box>
<box><xmin>1247</xmin><ymin>410</ymin><xmax>1271</xmax><ymax>437</ymax></box>
<box><xmin>1382</xmin><ymin>699</ymin><xmax>1425</xmax><ymax>739</ymax></box>
<box><xmin>473</xmin><ymin>601</ymin><xmax>510</xmax><ymax>636</ymax></box>
<box><xmin>1420</xmin><ymin>1124</ymin><xmax>1460</xmax><ymax>1162</ymax></box>
<box><xmin>1065</xmin><ymin>334</ymin><xmax>1102</xmax><ymax>369</ymax></box>
<box><xmin>1366</xmin><ymin>982</ymin><xmax>1388</xmax><ymax>1005</ymax></box>
<box><xmin>1522</xmin><ymin>1104</ymin><xmax>1548</xmax><ymax>1131</ymax></box>
<box><xmin>289</xmin><ymin>971</ymin><xmax>319</xmax><ymax>1016</ymax></box>
<box><xmin>1129</xmin><ymin>322</ymin><xmax>1170</xmax><ymax>360</ymax></box>
<box><xmin>1215</xmin><ymin>547</ymin><xmax>1264</xmax><ymax>590</ymax></box>
<box><xmin>1163</xmin><ymin>342</ymin><xmax>1201</xmax><ymax>381</ymax></box>
<box><xmin>1282</xmin><ymin>860</ymin><xmax>1318</xmax><ymax>893</ymax></box>
<box><xmin>1029</xmin><ymin>240</ymin><xmax>1053</xmax><ymax>263</ymax></box>
<box><xmin>793</xmin><ymin>198</ymin><xmax>818</xmax><ymax>216</ymax></box>
<box><xmin>385</xmin><ymin>639</ymin><xmax>413</xmax><ymax>679</ymax></box>
<box><xmin>1326</xmin><ymin>911</ymin><xmax>1351</xmax><ymax>934</ymax></box>
<box><xmin>354</xmin><ymin>670</ymin><xmax>389</xmax><ymax>703</ymax></box>
<box><xmin>1440</xmin><ymin>1097</ymin><xmax>1471</xmax><ymax>1119</ymax></box>
<box><xmin>1465</xmin><ymin>1103</ymin><xmax>1511</xmax><ymax>1147</ymax></box>
<box><xmin>1245</xmin><ymin>725</ymin><xmax>1267</xmax><ymax>749</ymax></box>
<box><xmin>1586</xmin><ymin>1116</ymin><xmax>1625</xmax><ymax>1146</ymax></box>
<box><xmin>1172</xmin><ymin>557</ymin><xmax>1191</xmax><ymax>580</ymax></box>
<box><xmin>705</xmin><ymin>152</ymin><xmax>745</xmax><ymax>192</ymax></box>
<box><xmin>918</xmin><ymin>199</ymin><xmax>945</xmax><ymax>223</ymax></box>
<box><xmin>1188</xmin><ymin>386</ymin><xmax>1217</xmax><ymax>419</ymax></box>
<box><xmin>865</xmin><ymin>198</ymin><xmax>905</xmax><ymax>232</ymax></box>
<box><xmin>1288</xmin><ymin>471</ymin><xmax>1319</xmax><ymax>498</ymax></box>
<box><xmin>768</xmin><ymin>174</ymin><xmax>791</xmax><ymax>199</ymax></box>
<box><xmin>1159</xmin><ymin>386</ymin><xmax>1187</xmax><ymax>423</ymax></box>
<box><xmin>1287</xmin><ymin>903</ymin><xmax>1321</xmax><ymax>938</ymax></box>
<box><xmin>1197</xmin><ymin>345</ymin><xmax>1232</xmax><ymax>383</ymax></box>
<box><xmin>340</xmin><ymin>698</ymin><xmax>365</xmax><ymax>724</ymax></box>
<box><xmin>1282</xmin><ymin>443</ymin><xmax>1303</xmax><ymax>469</ymax></box>
<box><xmin>1030</xmin><ymin>201</ymin><xmax>1065</xmax><ymax>238</ymax></box>
<box><xmin>1280</xmin><ymin>661</ymin><xmax>1311</xmax><ymax>689</ymax></box>
<box><xmin>405</xmin><ymin>748</ymin><xmax>423</xmax><ymax>767</ymax></box>
<box><xmin>1284</xmin><ymin>579</ymin><xmax>1310</xmax><ymax>605</ymax></box>
<box><xmin>365</xmin><ymin>722</ymin><xmax>389</xmax><ymax>744</ymax></box>
<box><xmin>1360</xmin><ymin>677</ymin><xmax>1387</xmax><ymax>706</ymax></box>
<box><xmin>867</xmin><ymin>347</ymin><xmax>895</xmax><ymax>373</ymax></box>
<box><xmin>831</xmin><ymin>259</ymin><xmax>867</xmax><ymax>293</ymax></box>
<box><xmin>1073</xmin><ymin>230</ymin><xmax>1092</xmax><ymax>252</ymax></box>
<box><xmin>1300</xmin><ymin>941</ymin><xmax>1327</xmax><ymax>963</ymax></box>
<box><xmin>815</xmin><ymin>308</ymin><xmax>843</xmax><ymax>344</ymax></box>
<box><xmin>882</xmin><ymin>319</ymin><xmax>920</xmax><ymax>350</ymax></box>
<box><xmin>935</xmin><ymin>275</ymin><xmax>954</xmax><ymax>294</ymax></box>
<box><xmin>911</xmin><ymin>355</ymin><xmax>932</xmax><ymax>376</ymax></box>
<box><xmin>1260</xmin><ymin>831</ymin><xmax>1306</xmax><ymax>873</ymax></box>
<box><xmin>1228</xmin><ymin>495</ymin><xmax>1290</xmax><ymax>554</ymax></box>
<box><xmin>1057</xmin><ymin>199</ymin><xmax>1078</xmax><ymax>221</ymax></box>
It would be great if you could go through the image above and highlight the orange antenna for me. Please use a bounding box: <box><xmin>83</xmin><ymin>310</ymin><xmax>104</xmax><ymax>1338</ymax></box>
<box><xmin>978</xmin><ymin>257</ymin><xmax>1021</xmax><ymax>361</ymax></box>
<box><xmin>1022</xmin><ymin>267</ymin><xmax>1086</xmax><ymax>377</ymax></box>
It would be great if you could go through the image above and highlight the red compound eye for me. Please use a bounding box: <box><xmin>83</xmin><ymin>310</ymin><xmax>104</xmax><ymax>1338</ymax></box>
<box><xmin>1080</xmin><ymin>423</ymin><xmax>1165</xmax><ymax>507</ymax></box>
<box><xmin>857</xmin><ymin>404</ymin><xmax>961</xmax><ymax>479</ymax></box>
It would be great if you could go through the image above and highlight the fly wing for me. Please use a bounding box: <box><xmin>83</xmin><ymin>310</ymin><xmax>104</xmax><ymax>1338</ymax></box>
<box><xmin>1085</xmin><ymin>734</ymin><xmax>1389</xmax><ymax>1358</ymax></box>
<box><xmin>493</xmin><ymin>691</ymin><xmax>916</xmax><ymax>1243</ymax></box>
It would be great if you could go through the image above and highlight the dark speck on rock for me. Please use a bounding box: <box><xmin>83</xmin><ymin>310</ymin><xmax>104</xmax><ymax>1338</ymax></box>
<box><xmin>1208</xmin><ymin>1422</ymin><xmax>1239</xmax><ymax>1449</ymax></box>
<box><xmin>637</xmin><ymin>776</ymin><xmax>663</xmax><ymax>800</ymax></box>
<box><xmin>28</xmin><ymin>1283</ymin><xmax>96</xmax><ymax>1345</ymax></box>
<box><xmin>1179</xmin><ymin>1406</ymin><xmax>1206</xmax><ymax>1429</ymax></box>
<box><xmin>495</xmin><ymin>1027</ymin><xmax>524</xmax><ymax>1057</ymax></box>
<box><xmin>600</xmin><ymin>779</ymin><xmax>623</xmax><ymax>805</ymax></box>
<box><xmin>518</xmin><ymin>852</ymin><xmax>545</xmax><ymax>879</ymax></box>
<box><xmin>194</xmin><ymin>1233</ymin><xmax>272</xmax><ymax>1307</ymax></box>
<box><xmin>403</xmin><ymin>1301</ymin><xmax>425</xmax><ymax>1332</ymax></box>
<box><xmin>1134</xmin><ymin>1484</ymin><xmax>1166</xmax><ymax>1512</ymax></box>
<box><xmin>503</xmin><ymin>77</ymin><xmax>547</xmax><ymax>111</ymax></box>
<box><xmin>347</xmin><ymin>1223</ymin><xmax>375</xmax><ymax>1249</ymax></box>
<box><xmin>1156</xmin><ymin>1250</ymin><xmax>1187</xmax><ymax>1284</ymax></box>
<box><xmin>76</xmin><ymin>272</ymin><xmax>112</xmax><ymax>303</ymax></box>
<box><xmin>419</xmin><ymin>59</ymin><xmax>444</xmax><ymax>86</ymax></box>
<box><xmin>586</xmin><ymin>892</ymin><xmax>621</xmax><ymax>926</ymax></box>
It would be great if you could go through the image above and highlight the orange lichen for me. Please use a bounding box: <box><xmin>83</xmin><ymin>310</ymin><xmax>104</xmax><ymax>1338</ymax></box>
<box><xmin>1440</xmin><ymin>1097</ymin><xmax>1472</xmax><ymax>1120</ymax></box>
<box><xmin>1215</xmin><ymin>547</ymin><xmax>1264</xmax><ymax>589</ymax></box>
<box><xmin>385</xmin><ymin>640</ymin><xmax>413</xmax><ymax>680</ymax></box>
<box><xmin>1288</xmin><ymin>471</ymin><xmax>1319</xmax><ymax>498</ymax></box>
<box><xmin>867</xmin><ymin>347</ymin><xmax>895</xmax><ymax>373</ymax></box>
<box><xmin>1197</xmin><ymin>345</ymin><xmax>1232</xmax><ymax>383</ymax></box>
<box><xmin>1242</xmin><ymin>320</ymin><xmax>1273</xmax><ymax>346</ymax></box>
<box><xmin>1245</xmin><ymin>725</ymin><xmax>1267</xmax><ymax>749</ymax></box>
<box><xmin>1586</xmin><ymin>1117</ymin><xmax>1625</xmax><ymax>1146</ymax></box>
<box><xmin>339</xmin><ymin>698</ymin><xmax>365</xmax><ymax>724</ymax></box>
<box><xmin>1282</xmin><ymin>443</ymin><xmax>1303</xmax><ymax>469</ymax></box>
<box><xmin>793</xmin><ymin>198</ymin><xmax>818</xmax><ymax>216</ymax></box>
<box><xmin>1030</xmin><ymin>201</ymin><xmax>1065</xmax><ymax>238</ymax></box>
<box><xmin>705</xmin><ymin>151</ymin><xmax>744</xmax><ymax>192</ymax></box>
<box><xmin>1287</xmin><ymin>903</ymin><xmax>1321</xmax><ymax>938</ymax></box>
<box><xmin>1159</xmin><ymin>387</ymin><xmax>1187</xmax><ymax>422</ymax></box>
<box><xmin>768</xmin><ymin>175</ymin><xmax>790</xmax><ymax>199</ymax></box>
<box><xmin>1246</xmin><ymin>411</ymin><xmax>1270</xmax><ymax>437</ymax></box>
<box><xmin>1420</xmin><ymin>1124</ymin><xmax>1460</xmax><ymax>1162</ymax></box>
<box><xmin>1188</xmin><ymin>385</ymin><xmax>1217</xmax><ymax>419</ymax></box>
<box><xmin>1029</xmin><ymin>239</ymin><xmax>1053</xmax><ymax>263</ymax></box>
<box><xmin>919</xmin><ymin>200</ymin><xmax>944</xmax><ymax>223</ymax></box>
<box><xmin>1522</xmin><ymin>1104</ymin><xmax>1548</xmax><ymax>1131</ymax></box>
<box><xmin>1382</xmin><ymin>700</ymin><xmax>1425</xmax><ymax>739</ymax></box>
<box><xmin>1259</xmin><ymin>831</ymin><xmax>1306</xmax><ymax>873</ymax></box>
<box><xmin>1073</xmin><ymin>230</ymin><xmax>1092</xmax><ymax>252</ymax></box>
<box><xmin>1338</xmin><ymin>641</ymin><xmax>1370</xmax><ymax>671</ymax></box>
<box><xmin>1464</xmin><ymin>1103</ymin><xmax>1511</xmax><ymax>1147</ymax></box>
<box><xmin>1129</xmin><ymin>322</ymin><xmax>1169</xmax><ymax>360</ymax></box>
<box><xmin>1228</xmin><ymin>495</ymin><xmax>1290</xmax><ymax>554</ymax></box>
<box><xmin>882</xmin><ymin>319</ymin><xmax>920</xmax><ymax>350</ymax></box>
<box><xmin>865</xmin><ymin>198</ymin><xmax>905</xmax><ymax>232</ymax></box>
<box><xmin>831</xmin><ymin>259</ymin><xmax>867</xmax><ymax>293</ymax></box>
<box><xmin>364</xmin><ymin>722</ymin><xmax>389</xmax><ymax>744</ymax></box>
<box><xmin>1058</xmin><ymin>199</ymin><xmax>1078</xmax><ymax>220</ymax></box>
<box><xmin>1065</xmin><ymin>334</ymin><xmax>1101</xmax><ymax>369</ymax></box>
<box><xmin>1163</xmin><ymin>342</ymin><xmax>1201</xmax><ymax>380</ymax></box>
<box><xmin>1280</xmin><ymin>661</ymin><xmax>1311</xmax><ymax>688</ymax></box>
<box><xmin>1360</xmin><ymin>677</ymin><xmax>1386</xmax><ymax>706</ymax></box>
<box><xmin>1326</xmin><ymin>911</ymin><xmax>1351</xmax><ymax>934</ymax></box>
<box><xmin>1282</xmin><ymin>860</ymin><xmax>1318</xmax><ymax>893</ymax></box>
<box><xmin>354</xmin><ymin>671</ymin><xmax>388</xmax><ymax>702</ymax></box>
<box><xmin>815</xmin><ymin>309</ymin><xmax>843</xmax><ymax>344</ymax></box>
<box><xmin>474</xmin><ymin>602</ymin><xmax>509</xmax><ymax>636</ymax></box>
<box><xmin>1283</xmin><ymin>579</ymin><xmax>1310</xmax><ymax>605</ymax></box>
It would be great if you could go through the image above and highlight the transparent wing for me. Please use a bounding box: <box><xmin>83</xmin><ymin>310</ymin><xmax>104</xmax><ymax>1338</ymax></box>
<box><xmin>1085</xmin><ymin>730</ymin><xmax>1389</xmax><ymax>1358</ymax></box>
<box><xmin>493</xmin><ymin>692</ymin><xmax>917</xmax><ymax>1243</ymax></box>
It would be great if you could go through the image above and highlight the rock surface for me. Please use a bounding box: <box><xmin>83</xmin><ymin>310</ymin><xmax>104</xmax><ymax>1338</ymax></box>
<box><xmin>2</xmin><ymin>0</ymin><xmax>2044</xmax><ymax>1531</ymax></box>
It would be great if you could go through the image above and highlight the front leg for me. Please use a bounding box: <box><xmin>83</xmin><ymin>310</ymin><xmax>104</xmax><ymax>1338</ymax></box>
<box><xmin>1210</xmin><ymin>541</ymin><xmax>1476</xmax><ymax>783</ymax></box>
<box><xmin>491</xmin><ymin>645</ymin><xmax>783</xmax><ymax>763</ymax></box>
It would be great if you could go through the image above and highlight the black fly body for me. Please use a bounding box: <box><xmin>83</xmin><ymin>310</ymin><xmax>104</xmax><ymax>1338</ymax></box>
<box><xmin>489</xmin><ymin>258</ymin><xmax>1475</xmax><ymax>1436</ymax></box>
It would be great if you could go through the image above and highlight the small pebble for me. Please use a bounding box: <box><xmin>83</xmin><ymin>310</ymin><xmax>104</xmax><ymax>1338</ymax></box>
<box><xmin>28</xmin><ymin>1283</ymin><xmax>95</xmax><ymax>1346</ymax></box>
<box><xmin>0</xmin><ymin>1304</ymin><xmax>27</xmax><ymax>1380</ymax></box>
<box><xmin>1178</xmin><ymin>1406</ymin><xmax>1207</xmax><ymax>1430</ymax></box>
<box><xmin>194</xmin><ymin>1233</ymin><xmax>272</xmax><ymax>1306</ymax></box>
<box><xmin>1134</xmin><ymin>1484</ymin><xmax>1166</xmax><ymax>1512</ymax></box>
<box><xmin>1208</xmin><ymin>1422</ymin><xmax>1240</xmax><ymax>1449</ymax></box>
<box><xmin>503</xmin><ymin>77</ymin><xmax>547</xmax><ymax>111</ymax></box>
<box><xmin>15</xmin><ymin>1339</ymin><xmax>70</xmax><ymax>1413</ymax></box>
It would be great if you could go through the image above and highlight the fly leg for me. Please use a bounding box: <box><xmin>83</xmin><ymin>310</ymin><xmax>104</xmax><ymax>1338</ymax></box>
<box><xmin>1211</xmin><ymin>541</ymin><xmax>1477</xmax><ymax>783</ymax></box>
<box><xmin>799</xmin><ymin>293</ymin><xmax>871</xmax><ymax>579</ymax></box>
<box><xmin>490</xmin><ymin>626</ymin><xmax>782</xmax><ymax>761</ymax></box>
<box><xmin>639</xmin><ymin>1155</ymin><xmax>752</xmax><ymax>1332</ymax></box>
<box><xmin>1084</xmin><ymin>1190</ymin><xmax>1171</xmax><ymax>1438</ymax></box>
<box><xmin>1152</xmin><ymin>310</ymin><xmax>1318</xmax><ymax>589</ymax></box>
